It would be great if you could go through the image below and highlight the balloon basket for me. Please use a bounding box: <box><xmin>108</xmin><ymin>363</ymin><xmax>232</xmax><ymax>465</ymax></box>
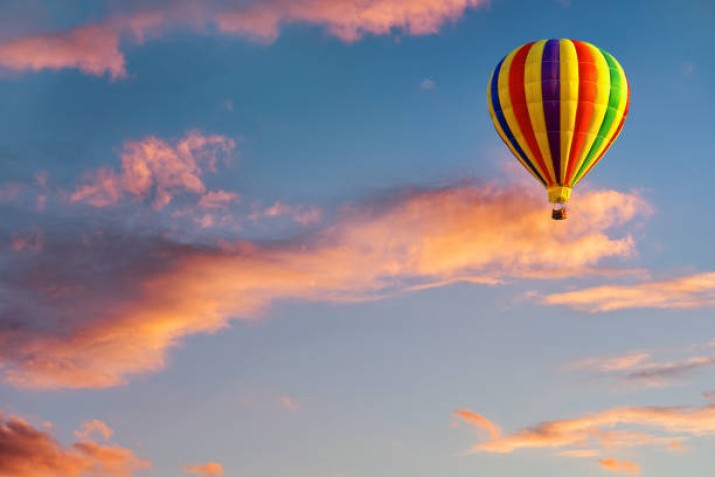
<box><xmin>551</xmin><ymin>205</ymin><xmax>567</xmax><ymax>221</ymax></box>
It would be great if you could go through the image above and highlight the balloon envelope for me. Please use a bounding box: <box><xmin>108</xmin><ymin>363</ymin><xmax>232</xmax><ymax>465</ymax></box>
<box><xmin>487</xmin><ymin>39</ymin><xmax>630</xmax><ymax>205</ymax></box>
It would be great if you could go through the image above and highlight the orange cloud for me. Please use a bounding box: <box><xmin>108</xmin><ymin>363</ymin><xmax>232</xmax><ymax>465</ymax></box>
<box><xmin>0</xmin><ymin>1</ymin><xmax>488</xmax><ymax>77</ymax></box>
<box><xmin>0</xmin><ymin>412</ymin><xmax>150</xmax><ymax>477</ymax></box>
<box><xmin>455</xmin><ymin>401</ymin><xmax>715</xmax><ymax>473</ymax></box>
<box><xmin>599</xmin><ymin>457</ymin><xmax>641</xmax><ymax>475</ymax></box>
<box><xmin>567</xmin><ymin>352</ymin><xmax>652</xmax><ymax>373</ymax></box>
<box><xmin>0</xmin><ymin>182</ymin><xmax>647</xmax><ymax>389</ymax></box>
<box><xmin>71</xmin><ymin>131</ymin><xmax>236</xmax><ymax>210</ymax></box>
<box><xmin>73</xmin><ymin>419</ymin><xmax>114</xmax><ymax>442</ymax></box>
<box><xmin>184</xmin><ymin>462</ymin><xmax>224</xmax><ymax>477</ymax></box>
<box><xmin>542</xmin><ymin>273</ymin><xmax>715</xmax><ymax>312</ymax></box>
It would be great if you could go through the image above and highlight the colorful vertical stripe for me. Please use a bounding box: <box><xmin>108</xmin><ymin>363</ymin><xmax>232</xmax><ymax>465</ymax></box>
<box><xmin>487</xmin><ymin>39</ymin><xmax>630</xmax><ymax>203</ymax></box>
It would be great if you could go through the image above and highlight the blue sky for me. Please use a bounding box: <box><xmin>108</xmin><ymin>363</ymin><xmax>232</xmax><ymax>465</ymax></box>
<box><xmin>0</xmin><ymin>1</ymin><xmax>714</xmax><ymax>476</ymax></box>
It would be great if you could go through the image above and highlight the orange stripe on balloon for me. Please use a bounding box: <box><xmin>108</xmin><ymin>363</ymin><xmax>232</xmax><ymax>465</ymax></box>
<box><xmin>564</xmin><ymin>41</ymin><xmax>598</xmax><ymax>183</ymax></box>
<box><xmin>508</xmin><ymin>42</ymin><xmax>554</xmax><ymax>185</ymax></box>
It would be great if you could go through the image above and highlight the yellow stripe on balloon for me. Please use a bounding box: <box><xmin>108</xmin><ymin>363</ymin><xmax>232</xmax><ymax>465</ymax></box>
<box><xmin>558</xmin><ymin>39</ymin><xmax>579</xmax><ymax>184</ymax></box>
<box><xmin>523</xmin><ymin>40</ymin><xmax>556</xmax><ymax>183</ymax></box>
<box><xmin>498</xmin><ymin>47</ymin><xmax>550</xmax><ymax>184</ymax></box>
<box><xmin>567</xmin><ymin>42</ymin><xmax>611</xmax><ymax>186</ymax></box>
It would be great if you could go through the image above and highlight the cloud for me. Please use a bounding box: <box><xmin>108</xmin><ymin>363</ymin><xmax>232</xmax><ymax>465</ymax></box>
<box><xmin>0</xmin><ymin>0</ymin><xmax>488</xmax><ymax>77</ymax></box>
<box><xmin>214</xmin><ymin>0</ymin><xmax>488</xmax><ymax>43</ymax></box>
<box><xmin>0</xmin><ymin>411</ymin><xmax>150</xmax><ymax>477</ymax></box>
<box><xmin>0</xmin><ymin>23</ymin><xmax>128</xmax><ymax>79</ymax></box>
<box><xmin>279</xmin><ymin>395</ymin><xmax>299</xmax><ymax>411</ymax></box>
<box><xmin>71</xmin><ymin>131</ymin><xmax>236</xmax><ymax>210</ymax></box>
<box><xmin>0</xmin><ymin>10</ymin><xmax>173</xmax><ymax>78</ymax></box>
<box><xmin>681</xmin><ymin>62</ymin><xmax>696</xmax><ymax>75</ymax></box>
<box><xmin>599</xmin><ymin>457</ymin><xmax>641</xmax><ymax>475</ymax></box>
<box><xmin>542</xmin><ymin>273</ymin><xmax>715</xmax><ymax>312</ymax></box>
<box><xmin>567</xmin><ymin>343</ymin><xmax>715</xmax><ymax>389</ymax></box>
<box><xmin>10</xmin><ymin>229</ymin><xmax>43</xmax><ymax>252</ymax></box>
<box><xmin>624</xmin><ymin>356</ymin><xmax>715</xmax><ymax>386</ymax></box>
<box><xmin>73</xmin><ymin>420</ymin><xmax>114</xmax><ymax>442</ymax></box>
<box><xmin>250</xmin><ymin>201</ymin><xmax>322</xmax><ymax>226</ymax></box>
<box><xmin>420</xmin><ymin>78</ymin><xmax>436</xmax><ymax>90</ymax></box>
<box><xmin>567</xmin><ymin>352</ymin><xmax>652</xmax><ymax>373</ymax></box>
<box><xmin>455</xmin><ymin>401</ymin><xmax>714</xmax><ymax>473</ymax></box>
<box><xmin>198</xmin><ymin>190</ymin><xmax>240</xmax><ymax>210</ymax></box>
<box><xmin>0</xmin><ymin>179</ymin><xmax>647</xmax><ymax>390</ymax></box>
<box><xmin>184</xmin><ymin>462</ymin><xmax>224</xmax><ymax>477</ymax></box>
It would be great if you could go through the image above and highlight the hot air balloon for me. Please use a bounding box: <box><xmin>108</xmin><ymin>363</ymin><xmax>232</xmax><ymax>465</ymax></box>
<box><xmin>487</xmin><ymin>39</ymin><xmax>630</xmax><ymax>220</ymax></box>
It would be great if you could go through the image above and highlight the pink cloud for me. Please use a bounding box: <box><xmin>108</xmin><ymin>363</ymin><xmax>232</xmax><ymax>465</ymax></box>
<box><xmin>254</xmin><ymin>201</ymin><xmax>323</xmax><ymax>225</ymax></box>
<box><xmin>198</xmin><ymin>190</ymin><xmax>240</xmax><ymax>210</ymax></box>
<box><xmin>0</xmin><ymin>182</ymin><xmax>647</xmax><ymax>389</ymax></box>
<box><xmin>0</xmin><ymin>23</ymin><xmax>127</xmax><ymax>78</ymax></box>
<box><xmin>0</xmin><ymin>9</ymin><xmax>179</xmax><ymax>78</ymax></box>
<box><xmin>0</xmin><ymin>0</ymin><xmax>488</xmax><ymax>77</ymax></box>
<box><xmin>10</xmin><ymin>229</ymin><xmax>43</xmax><ymax>252</ymax></box>
<box><xmin>0</xmin><ymin>411</ymin><xmax>150</xmax><ymax>477</ymax></box>
<box><xmin>71</xmin><ymin>131</ymin><xmax>236</xmax><ymax>210</ymax></box>
<box><xmin>279</xmin><ymin>395</ymin><xmax>299</xmax><ymax>411</ymax></box>
<box><xmin>542</xmin><ymin>273</ymin><xmax>715</xmax><ymax>312</ymax></box>
<box><xmin>214</xmin><ymin>0</ymin><xmax>489</xmax><ymax>43</ymax></box>
<box><xmin>0</xmin><ymin>182</ymin><xmax>25</xmax><ymax>202</ymax></box>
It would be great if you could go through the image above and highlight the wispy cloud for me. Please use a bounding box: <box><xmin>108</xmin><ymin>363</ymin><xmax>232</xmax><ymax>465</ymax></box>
<box><xmin>566</xmin><ymin>341</ymin><xmax>715</xmax><ymax>389</ymax></box>
<box><xmin>567</xmin><ymin>352</ymin><xmax>652</xmax><ymax>373</ymax></box>
<box><xmin>455</xmin><ymin>400</ymin><xmax>712</xmax><ymax>473</ymax></box>
<box><xmin>0</xmin><ymin>0</ymin><xmax>488</xmax><ymax>78</ymax></box>
<box><xmin>542</xmin><ymin>273</ymin><xmax>715</xmax><ymax>312</ymax></box>
<box><xmin>599</xmin><ymin>457</ymin><xmax>641</xmax><ymax>475</ymax></box>
<box><xmin>10</xmin><ymin>229</ymin><xmax>43</xmax><ymax>252</ymax></box>
<box><xmin>73</xmin><ymin>419</ymin><xmax>114</xmax><ymax>442</ymax></box>
<box><xmin>0</xmin><ymin>411</ymin><xmax>149</xmax><ymax>476</ymax></box>
<box><xmin>279</xmin><ymin>395</ymin><xmax>299</xmax><ymax>411</ymax></box>
<box><xmin>420</xmin><ymin>78</ymin><xmax>436</xmax><ymax>90</ymax></box>
<box><xmin>184</xmin><ymin>462</ymin><xmax>224</xmax><ymax>477</ymax></box>
<box><xmin>0</xmin><ymin>170</ymin><xmax>648</xmax><ymax>389</ymax></box>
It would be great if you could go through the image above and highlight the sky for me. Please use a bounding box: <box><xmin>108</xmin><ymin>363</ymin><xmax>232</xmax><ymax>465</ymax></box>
<box><xmin>0</xmin><ymin>0</ymin><xmax>714</xmax><ymax>476</ymax></box>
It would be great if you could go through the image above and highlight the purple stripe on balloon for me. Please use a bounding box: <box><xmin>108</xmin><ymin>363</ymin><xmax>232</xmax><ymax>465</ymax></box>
<box><xmin>542</xmin><ymin>39</ymin><xmax>561</xmax><ymax>182</ymax></box>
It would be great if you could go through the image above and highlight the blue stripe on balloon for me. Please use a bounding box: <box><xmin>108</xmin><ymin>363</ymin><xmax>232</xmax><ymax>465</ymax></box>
<box><xmin>490</xmin><ymin>58</ymin><xmax>546</xmax><ymax>186</ymax></box>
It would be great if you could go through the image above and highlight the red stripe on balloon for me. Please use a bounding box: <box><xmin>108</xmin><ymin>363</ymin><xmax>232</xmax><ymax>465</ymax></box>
<box><xmin>508</xmin><ymin>42</ymin><xmax>554</xmax><ymax>185</ymax></box>
<box><xmin>565</xmin><ymin>41</ymin><xmax>598</xmax><ymax>184</ymax></box>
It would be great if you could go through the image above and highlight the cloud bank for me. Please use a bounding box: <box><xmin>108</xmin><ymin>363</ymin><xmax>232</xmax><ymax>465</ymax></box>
<box><xmin>0</xmin><ymin>164</ymin><xmax>648</xmax><ymax>389</ymax></box>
